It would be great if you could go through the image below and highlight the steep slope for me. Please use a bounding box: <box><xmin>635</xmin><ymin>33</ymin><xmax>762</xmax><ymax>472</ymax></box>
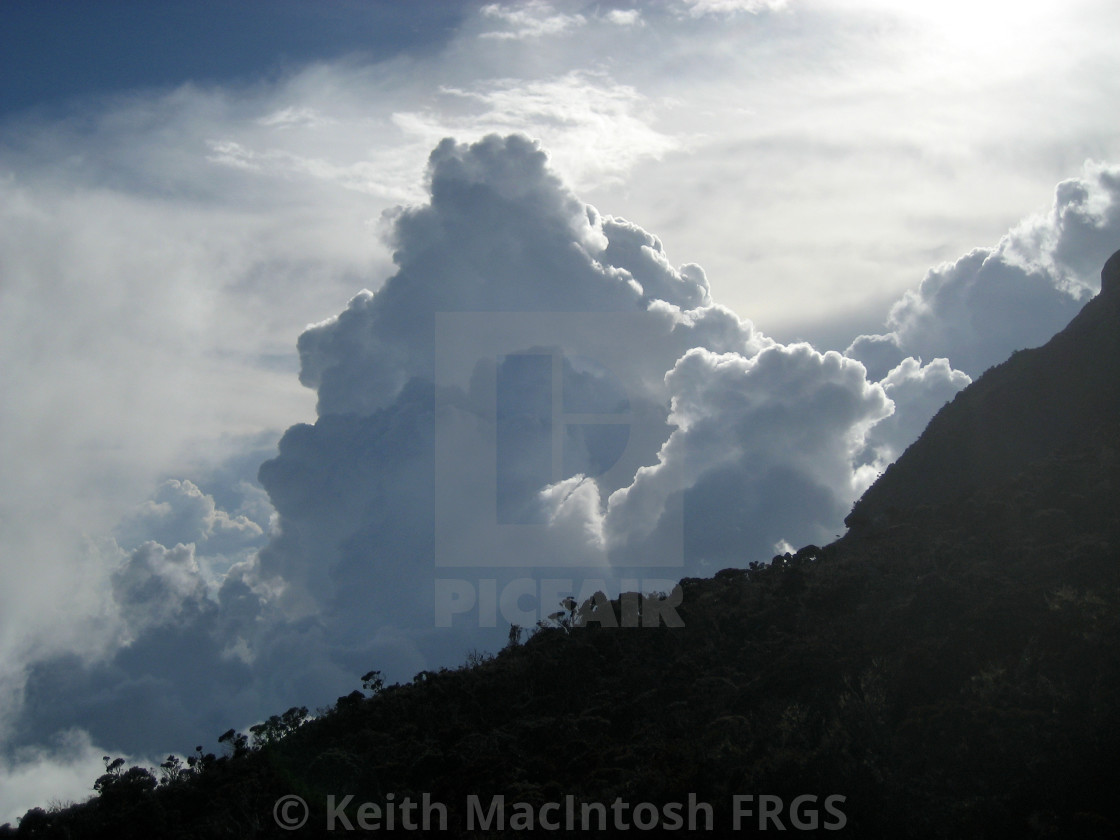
<box><xmin>849</xmin><ymin>249</ymin><xmax>1120</xmax><ymax>528</ymax></box>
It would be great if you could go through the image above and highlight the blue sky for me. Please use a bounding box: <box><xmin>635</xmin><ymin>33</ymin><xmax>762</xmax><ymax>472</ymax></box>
<box><xmin>0</xmin><ymin>1</ymin><xmax>471</xmax><ymax>115</ymax></box>
<box><xmin>2</xmin><ymin>0</ymin><xmax>1119</xmax><ymax>823</ymax></box>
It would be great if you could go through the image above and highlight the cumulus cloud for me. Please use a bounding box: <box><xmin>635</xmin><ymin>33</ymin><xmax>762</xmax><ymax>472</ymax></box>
<box><xmin>0</xmin><ymin>474</ymin><xmax>281</xmax><ymax>773</ymax></box>
<box><xmin>261</xmin><ymin>133</ymin><xmax>891</xmax><ymax>637</ymax></box>
<box><xmin>849</xmin><ymin>162</ymin><xmax>1120</xmax><ymax>379</ymax></box>
<box><xmin>296</xmin><ymin>134</ymin><xmax>713</xmax><ymax>418</ymax></box>
<box><xmin>262</xmin><ymin>135</ymin><xmax>771</xmax><ymax>647</ymax></box>
<box><xmin>601</xmin><ymin>344</ymin><xmax>891</xmax><ymax>564</ymax></box>
<box><xmin>840</xmin><ymin>163</ymin><xmax>1120</xmax><ymax>478</ymax></box>
<box><xmin>116</xmin><ymin>480</ymin><xmax>263</xmax><ymax>556</ymax></box>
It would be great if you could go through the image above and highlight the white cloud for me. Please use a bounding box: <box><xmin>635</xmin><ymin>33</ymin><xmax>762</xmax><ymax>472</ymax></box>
<box><xmin>398</xmin><ymin>71</ymin><xmax>680</xmax><ymax>191</ymax></box>
<box><xmin>295</xmin><ymin>133</ymin><xmax>715</xmax><ymax>417</ymax></box>
<box><xmin>601</xmin><ymin>344</ymin><xmax>891</xmax><ymax>561</ymax></box>
<box><xmin>480</xmin><ymin>1</ymin><xmax>587</xmax><ymax>39</ymax></box>
<box><xmin>117</xmin><ymin>479</ymin><xmax>264</xmax><ymax>554</ymax></box>
<box><xmin>605</xmin><ymin>9</ymin><xmax>643</xmax><ymax>26</ymax></box>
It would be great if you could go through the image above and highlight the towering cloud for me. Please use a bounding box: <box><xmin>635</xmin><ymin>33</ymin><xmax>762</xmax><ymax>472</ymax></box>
<box><xmin>255</xmin><ymin>132</ymin><xmax>895</xmax><ymax>657</ymax></box>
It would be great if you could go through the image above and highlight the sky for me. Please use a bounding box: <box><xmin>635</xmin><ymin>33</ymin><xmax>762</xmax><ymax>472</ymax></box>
<box><xmin>2</xmin><ymin>0</ymin><xmax>1120</xmax><ymax>823</ymax></box>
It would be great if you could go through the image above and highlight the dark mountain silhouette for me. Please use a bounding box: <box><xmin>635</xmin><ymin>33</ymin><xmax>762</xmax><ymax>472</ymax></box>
<box><xmin>6</xmin><ymin>252</ymin><xmax>1120</xmax><ymax>839</ymax></box>
<box><xmin>850</xmin><ymin>249</ymin><xmax>1120</xmax><ymax>528</ymax></box>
